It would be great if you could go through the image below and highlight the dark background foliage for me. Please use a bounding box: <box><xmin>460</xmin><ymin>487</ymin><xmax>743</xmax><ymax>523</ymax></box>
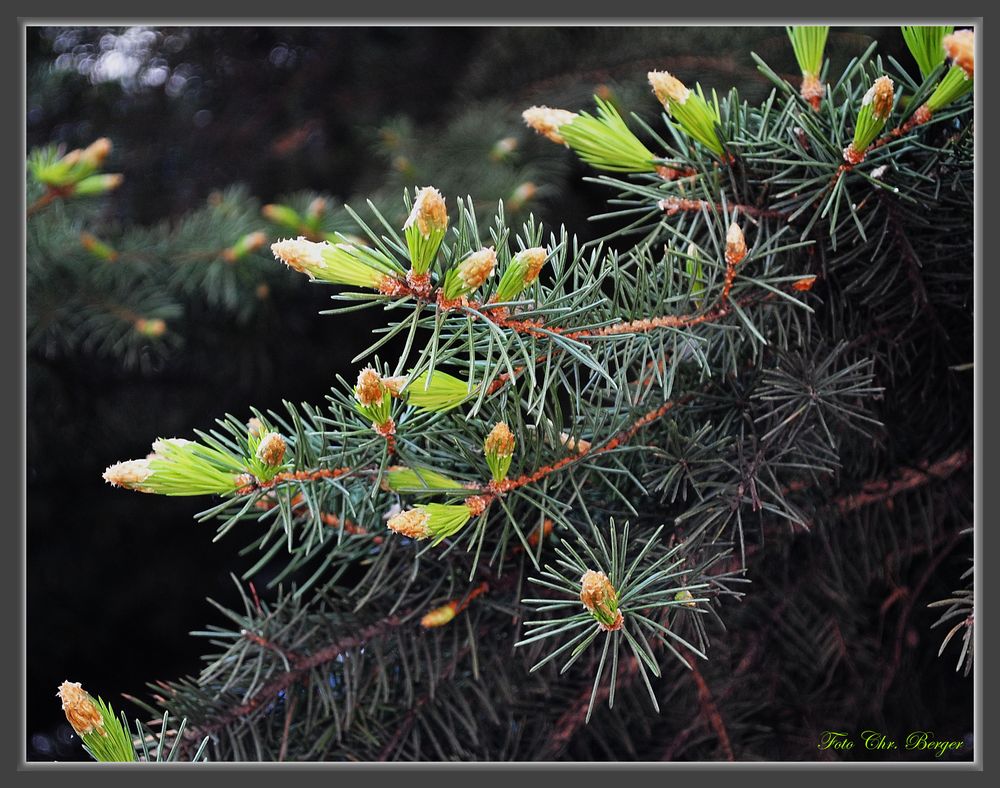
<box><xmin>26</xmin><ymin>25</ymin><xmax>969</xmax><ymax>762</ymax></box>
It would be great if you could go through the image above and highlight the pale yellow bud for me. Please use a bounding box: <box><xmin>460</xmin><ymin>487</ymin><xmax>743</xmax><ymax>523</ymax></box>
<box><xmin>404</xmin><ymin>187</ymin><xmax>448</xmax><ymax>238</ymax></box>
<box><xmin>57</xmin><ymin>681</ymin><xmax>105</xmax><ymax>737</ymax></box>
<box><xmin>149</xmin><ymin>437</ymin><xmax>193</xmax><ymax>459</ymax></box>
<box><xmin>458</xmin><ymin>248</ymin><xmax>497</xmax><ymax>290</ymax></box>
<box><xmin>522</xmin><ymin>106</ymin><xmax>579</xmax><ymax>145</ymax></box>
<box><xmin>381</xmin><ymin>376</ymin><xmax>407</xmax><ymax>397</ymax></box>
<box><xmin>134</xmin><ymin>317</ymin><xmax>167</xmax><ymax>337</ymax></box>
<box><xmin>944</xmin><ymin>29</ymin><xmax>974</xmax><ymax>79</ymax></box>
<box><xmin>81</xmin><ymin>137</ymin><xmax>112</xmax><ymax>167</ymax></box>
<box><xmin>256</xmin><ymin>432</ymin><xmax>287</xmax><ymax>467</ymax></box>
<box><xmin>648</xmin><ymin>70</ymin><xmax>690</xmax><ymax>109</ymax></box>
<box><xmin>355</xmin><ymin>367</ymin><xmax>385</xmax><ymax>407</ymax></box>
<box><xmin>484</xmin><ymin>421</ymin><xmax>515</xmax><ymax>458</ymax></box>
<box><xmin>522</xmin><ymin>247</ymin><xmax>548</xmax><ymax>285</ymax></box>
<box><xmin>387</xmin><ymin>508</ymin><xmax>431</xmax><ymax>540</ymax></box>
<box><xmin>863</xmin><ymin>76</ymin><xmax>895</xmax><ymax>121</ymax></box>
<box><xmin>307</xmin><ymin>196</ymin><xmax>328</xmax><ymax>219</ymax></box>
<box><xmin>420</xmin><ymin>603</ymin><xmax>458</xmax><ymax>628</ymax></box>
<box><xmin>725</xmin><ymin>223</ymin><xmax>747</xmax><ymax>266</ymax></box>
<box><xmin>102</xmin><ymin>459</ymin><xmax>154</xmax><ymax>493</ymax></box>
<box><xmin>580</xmin><ymin>570</ymin><xmax>616</xmax><ymax>611</ymax></box>
<box><xmin>579</xmin><ymin>570</ymin><xmax>624</xmax><ymax>631</ymax></box>
<box><xmin>271</xmin><ymin>236</ymin><xmax>329</xmax><ymax>275</ymax></box>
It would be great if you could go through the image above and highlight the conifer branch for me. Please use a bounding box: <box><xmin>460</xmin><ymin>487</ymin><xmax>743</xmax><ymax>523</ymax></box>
<box><xmin>182</xmin><ymin>614</ymin><xmax>407</xmax><ymax>751</ymax></box>
<box><xmin>834</xmin><ymin>448</ymin><xmax>970</xmax><ymax>515</ymax></box>
<box><xmin>681</xmin><ymin>647</ymin><xmax>735</xmax><ymax>761</ymax></box>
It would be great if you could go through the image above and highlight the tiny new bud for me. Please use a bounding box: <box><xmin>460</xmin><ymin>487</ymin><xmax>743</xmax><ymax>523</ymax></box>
<box><xmin>484</xmin><ymin>421</ymin><xmax>516</xmax><ymax>483</ymax></box>
<box><xmin>864</xmin><ymin>76</ymin><xmax>895</xmax><ymax>122</ymax></box>
<box><xmin>792</xmin><ymin>275</ymin><xmax>818</xmax><ymax>292</ymax></box>
<box><xmin>307</xmin><ymin>197</ymin><xmax>328</xmax><ymax>221</ymax></box>
<box><xmin>381</xmin><ymin>376</ymin><xmax>407</xmax><ymax>397</ymax></box>
<box><xmin>79</xmin><ymin>232</ymin><xmax>118</xmax><ymax>262</ymax></box>
<box><xmin>256</xmin><ymin>432</ymin><xmax>287</xmax><ymax>467</ymax></box>
<box><xmin>355</xmin><ymin>367</ymin><xmax>385</xmax><ymax>407</ymax></box>
<box><xmin>560</xmin><ymin>432</ymin><xmax>592</xmax><ymax>454</ymax></box>
<box><xmin>57</xmin><ymin>681</ymin><xmax>105</xmax><ymax>737</ymax></box>
<box><xmin>850</xmin><ymin>76</ymin><xmax>895</xmax><ymax>158</ymax></box>
<box><xmin>527</xmin><ymin>518</ymin><xmax>554</xmax><ymax>547</ymax></box>
<box><xmin>522</xmin><ymin>248</ymin><xmax>547</xmax><ymax>285</ymax></box>
<box><xmin>134</xmin><ymin>317</ymin><xmax>167</xmax><ymax>337</ymax></box>
<box><xmin>647</xmin><ymin>70</ymin><xmax>689</xmax><ymax>109</ymax></box>
<box><xmin>725</xmin><ymin>223</ymin><xmax>747</xmax><ymax>266</ymax></box>
<box><xmin>224</xmin><ymin>231</ymin><xmax>268</xmax><ymax>262</ymax></box>
<box><xmin>262</xmin><ymin>203</ymin><xmax>303</xmax><ymax>230</ymax></box>
<box><xmin>81</xmin><ymin>138</ymin><xmax>112</xmax><ymax>169</ymax></box>
<box><xmin>459</xmin><ymin>248</ymin><xmax>497</xmax><ymax>291</ymax></box>
<box><xmin>674</xmin><ymin>589</ymin><xmax>697</xmax><ymax>608</ymax></box>
<box><xmin>354</xmin><ymin>366</ymin><xmax>393</xmax><ymax>428</ymax></box>
<box><xmin>507</xmin><ymin>182</ymin><xmax>537</xmax><ymax>212</ymax></box>
<box><xmin>247</xmin><ymin>417</ymin><xmax>265</xmax><ymax>438</ymax></box>
<box><xmin>490</xmin><ymin>136</ymin><xmax>518</xmax><ymax>161</ymax></box>
<box><xmin>484</xmin><ymin>422</ymin><xmax>515</xmax><ymax>456</ymax></box>
<box><xmin>522</xmin><ymin>106</ymin><xmax>579</xmax><ymax>145</ymax></box>
<box><xmin>150</xmin><ymin>437</ymin><xmax>194</xmax><ymax>459</ymax></box>
<box><xmin>102</xmin><ymin>459</ymin><xmax>154</xmax><ymax>493</ymax></box>
<box><xmin>944</xmin><ymin>29</ymin><xmax>974</xmax><ymax>79</ymax></box>
<box><xmin>387</xmin><ymin>503</ymin><xmax>475</xmax><ymax>545</ymax></box>
<box><xmin>405</xmin><ymin>187</ymin><xmax>448</xmax><ymax>238</ymax></box>
<box><xmin>387</xmin><ymin>508</ymin><xmax>432</xmax><ymax>540</ymax></box>
<box><xmin>271</xmin><ymin>236</ymin><xmax>327</xmax><ymax>276</ymax></box>
<box><xmin>421</xmin><ymin>603</ymin><xmax>458</xmax><ymax>629</ymax></box>
<box><xmin>647</xmin><ymin>70</ymin><xmax>725</xmax><ymax>157</ymax></box>
<box><xmin>494</xmin><ymin>247</ymin><xmax>549</xmax><ymax>302</ymax></box>
<box><xmin>580</xmin><ymin>570</ymin><xmax>624</xmax><ymax>631</ymax></box>
<box><xmin>443</xmin><ymin>247</ymin><xmax>497</xmax><ymax>300</ymax></box>
<box><xmin>72</xmin><ymin>173</ymin><xmax>123</xmax><ymax>196</ymax></box>
<box><xmin>403</xmin><ymin>187</ymin><xmax>448</xmax><ymax>276</ymax></box>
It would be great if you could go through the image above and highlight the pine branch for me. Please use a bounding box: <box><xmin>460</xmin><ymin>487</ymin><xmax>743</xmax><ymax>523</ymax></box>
<box><xmin>874</xmin><ymin>527</ymin><xmax>965</xmax><ymax>710</ymax></box>
<box><xmin>659</xmin><ymin>638</ymin><xmax>761</xmax><ymax>760</ymax></box>
<box><xmin>681</xmin><ymin>646</ymin><xmax>735</xmax><ymax>761</ymax></box>
<box><xmin>834</xmin><ymin>448</ymin><xmax>970</xmax><ymax>515</ymax></box>
<box><xmin>540</xmin><ymin>651</ymin><xmax>643</xmax><ymax>760</ymax></box>
<box><xmin>181</xmin><ymin>614</ymin><xmax>406</xmax><ymax>752</ymax></box>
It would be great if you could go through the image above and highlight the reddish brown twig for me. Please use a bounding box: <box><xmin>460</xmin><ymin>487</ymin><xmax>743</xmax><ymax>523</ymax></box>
<box><xmin>321</xmin><ymin>513</ymin><xmax>384</xmax><ymax>544</ymax></box>
<box><xmin>465</xmin><ymin>398</ymin><xmax>688</xmax><ymax>513</ymax></box>
<box><xmin>835</xmin><ymin>449</ymin><xmax>971</xmax><ymax>514</ymax></box>
<box><xmin>277</xmin><ymin>691</ymin><xmax>298</xmax><ymax>762</ymax></box>
<box><xmin>242</xmin><ymin>631</ymin><xmax>303</xmax><ymax>666</ymax></box>
<box><xmin>182</xmin><ymin>615</ymin><xmax>405</xmax><ymax>751</ymax></box>
<box><xmin>710</xmin><ymin>448</ymin><xmax>971</xmax><ymax>578</ymax></box>
<box><xmin>660</xmin><ymin>639</ymin><xmax>760</xmax><ymax>761</ymax></box>
<box><xmin>819</xmin><ymin>106</ymin><xmax>936</xmax><ymax>196</ymax></box>
<box><xmin>681</xmin><ymin>647</ymin><xmax>735</xmax><ymax>761</ymax></box>
<box><xmin>540</xmin><ymin>654</ymin><xmax>643</xmax><ymax>759</ymax></box>
<box><xmin>659</xmin><ymin>196</ymin><xmax>791</xmax><ymax>221</ymax></box>
<box><xmin>27</xmin><ymin>186</ymin><xmax>70</xmax><ymax>217</ymax></box>
<box><xmin>376</xmin><ymin>642</ymin><xmax>474</xmax><ymax>761</ymax></box>
<box><xmin>236</xmin><ymin>466</ymin><xmax>353</xmax><ymax>495</ymax></box>
<box><xmin>870</xmin><ymin>105</ymin><xmax>934</xmax><ymax>151</ymax></box>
